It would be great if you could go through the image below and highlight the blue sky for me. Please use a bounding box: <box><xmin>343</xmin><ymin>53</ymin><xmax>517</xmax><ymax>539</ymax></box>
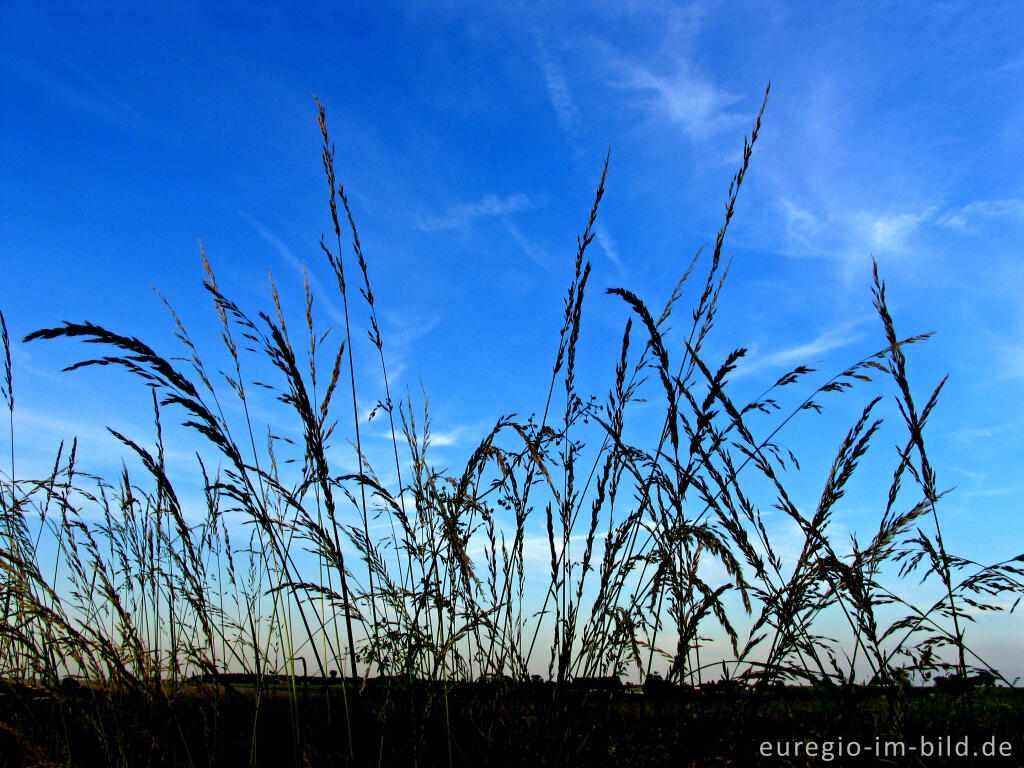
<box><xmin>3</xmin><ymin>1</ymin><xmax>1023</xmax><ymax>678</ymax></box>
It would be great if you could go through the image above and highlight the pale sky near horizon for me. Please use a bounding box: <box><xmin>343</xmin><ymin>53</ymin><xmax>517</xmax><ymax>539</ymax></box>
<box><xmin>2</xmin><ymin>1</ymin><xmax>1023</xmax><ymax>679</ymax></box>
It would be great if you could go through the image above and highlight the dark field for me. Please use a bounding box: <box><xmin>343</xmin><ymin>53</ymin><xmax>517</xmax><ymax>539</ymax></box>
<box><xmin>2</xmin><ymin>678</ymin><xmax>1022</xmax><ymax>767</ymax></box>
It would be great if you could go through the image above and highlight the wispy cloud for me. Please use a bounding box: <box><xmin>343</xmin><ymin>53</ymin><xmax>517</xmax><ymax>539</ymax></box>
<box><xmin>610</xmin><ymin>54</ymin><xmax>745</xmax><ymax>142</ymax></box>
<box><xmin>239</xmin><ymin>210</ymin><xmax>349</xmax><ymax>326</ymax></box>
<box><xmin>241</xmin><ymin>213</ymin><xmax>444</xmax><ymax>418</ymax></box>
<box><xmin>735</xmin><ymin>321</ymin><xmax>865</xmax><ymax>380</ymax></box>
<box><xmin>10</xmin><ymin>405</ymin><xmax>202</xmax><ymax>479</ymax></box>
<box><xmin>943</xmin><ymin>423</ymin><xmax>1014</xmax><ymax>442</ymax></box>
<box><xmin>936</xmin><ymin>198</ymin><xmax>1024</xmax><ymax>231</ymax></box>
<box><xmin>776</xmin><ymin>197</ymin><xmax>940</xmax><ymax>281</ymax></box>
<box><xmin>372</xmin><ymin>310</ymin><xmax>441</xmax><ymax>396</ymax></box>
<box><xmin>947</xmin><ymin>465</ymin><xmax>986</xmax><ymax>483</ymax></box>
<box><xmin>412</xmin><ymin>176</ymin><xmax>550</xmax><ymax>269</ymax></box>
<box><xmin>374</xmin><ymin>422</ymin><xmax>474</xmax><ymax>449</ymax></box>
<box><xmin>850</xmin><ymin>207</ymin><xmax>937</xmax><ymax>254</ymax></box>
<box><xmin>415</xmin><ymin>193</ymin><xmax>539</xmax><ymax>232</ymax></box>
<box><xmin>536</xmin><ymin>42</ymin><xmax>624</xmax><ymax>272</ymax></box>
<box><xmin>427</xmin><ymin>426</ymin><xmax>470</xmax><ymax>448</ymax></box>
<box><xmin>781</xmin><ymin>200</ymin><xmax>936</xmax><ymax>257</ymax></box>
<box><xmin>473</xmin><ymin>531</ymin><xmax>606</xmax><ymax>568</ymax></box>
<box><xmin>581</xmin><ymin>0</ymin><xmax>720</xmax><ymax>139</ymax></box>
<box><xmin>380</xmin><ymin>308</ymin><xmax>440</xmax><ymax>349</ymax></box>
<box><xmin>779</xmin><ymin>199</ymin><xmax>828</xmax><ymax>257</ymax></box>
<box><xmin>13</xmin><ymin>49</ymin><xmax>152</xmax><ymax>135</ymax></box>
<box><xmin>958</xmin><ymin>485</ymin><xmax>1024</xmax><ymax>500</ymax></box>
<box><xmin>993</xmin><ymin>340</ymin><xmax>1024</xmax><ymax>381</ymax></box>
<box><xmin>500</xmin><ymin>218</ymin><xmax>550</xmax><ymax>270</ymax></box>
<box><xmin>595</xmin><ymin>222</ymin><xmax>623</xmax><ymax>270</ymax></box>
<box><xmin>537</xmin><ymin>42</ymin><xmax>582</xmax><ymax>146</ymax></box>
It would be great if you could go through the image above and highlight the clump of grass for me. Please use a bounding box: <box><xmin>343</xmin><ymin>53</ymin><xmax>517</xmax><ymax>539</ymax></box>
<box><xmin>0</xmin><ymin>86</ymin><xmax>1020</xmax><ymax>766</ymax></box>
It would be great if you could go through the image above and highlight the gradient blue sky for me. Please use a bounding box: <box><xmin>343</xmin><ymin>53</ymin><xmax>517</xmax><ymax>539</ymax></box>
<box><xmin>3</xmin><ymin>2</ymin><xmax>1023</xmax><ymax>676</ymax></box>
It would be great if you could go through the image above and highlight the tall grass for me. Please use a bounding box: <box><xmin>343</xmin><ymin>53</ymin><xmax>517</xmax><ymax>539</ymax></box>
<box><xmin>1</xmin><ymin>86</ymin><xmax>1022</xmax><ymax>765</ymax></box>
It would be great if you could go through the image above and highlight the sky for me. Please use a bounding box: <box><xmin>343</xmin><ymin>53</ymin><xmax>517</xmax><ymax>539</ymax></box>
<box><xmin>2</xmin><ymin>1</ymin><xmax>1023</xmax><ymax>679</ymax></box>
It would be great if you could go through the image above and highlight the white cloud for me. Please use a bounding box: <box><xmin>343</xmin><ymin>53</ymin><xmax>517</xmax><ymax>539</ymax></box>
<box><xmin>774</xmin><ymin>197</ymin><xmax>938</xmax><ymax>280</ymax></box>
<box><xmin>780</xmin><ymin>199</ymin><xmax>827</xmax><ymax>256</ymax></box>
<box><xmin>994</xmin><ymin>340</ymin><xmax>1024</xmax><ymax>381</ymax></box>
<box><xmin>851</xmin><ymin>208</ymin><xmax>936</xmax><ymax>254</ymax></box>
<box><xmin>613</xmin><ymin>56</ymin><xmax>745</xmax><ymax>142</ymax></box>
<box><xmin>373</xmin><ymin>308</ymin><xmax>441</xmax><ymax>391</ymax></box>
<box><xmin>239</xmin><ymin>210</ymin><xmax>348</xmax><ymax>326</ymax></box>
<box><xmin>582</xmin><ymin>1</ymin><xmax>726</xmax><ymax>146</ymax></box>
<box><xmin>9</xmin><ymin>404</ymin><xmax>208</xmax><ymax>486</ymax></box>
<box><xmin>943</xmin><ymin>423</ymin><xmax>1012</xmax><ymax>442</ymax></box>
<box><xmin>483</xmin><ymin>531</ymin><xmax>603</xmax><ymax>568</ymax></box>
<box><xmin>959</xmin><ymin>485</ymin><xmax>1024</xmax><ymax>499</ymax></box>
<box><xmin>937</xmin><ymin>198</ymin><xmax>1024</xmax><ymax>231</ymax></box>
<box><xmin>947</xmin><ymin>465</ymin><xmax>985</xmax><ymax>483</ymax></box>
<box><xmin>428</xmin><ymin>428</ymin><xmax>464</xmax><ymax>448</ymax></box>
<box><xmin>735</xmin><ymin>321</ymin><xmax>865</xmax><ymax>380</ymax></box>
<box><xmin>537</xmin><ymin>42</ymin><xmax>582</xmax><ymax>144</ymax></box>
<box><xmin>595</xmin><ymin>222</ymin><xmax>623</xmax><ymax>269</ymax></box>
<box><xmin>416</xmin><ymin>193</ymin><xmax>539</xmax><ymax>232</ymax></box>
<box><xmin>503</xmin><ymin>218</ymin><xmax>551</xmax><ymax>270</ymax></box>
<box><xmin>380</xmin><ymin>309</ymin><xmax>440</xmax><ymax>349</ymax></box>
<box><xmin>14</xmin><ymin>50</ymin><xmax>152</xmax><ymax>135</ymax></box>
<box><xmin>374</xmin><ymin>422</ymin><xmax>473</xmax><ymax>449</ymax></box>
<box><xmin>384</xmin><ymin>360</ymin><xmax>407</xmax><ymax>388</ymax></box>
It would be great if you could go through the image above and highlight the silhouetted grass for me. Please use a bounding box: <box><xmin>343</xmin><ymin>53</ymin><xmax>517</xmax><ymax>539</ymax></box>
<box><xmin>1</xmin><ymin>84</ymin><xmax>1022</xmax><ymax>766</ymax></box>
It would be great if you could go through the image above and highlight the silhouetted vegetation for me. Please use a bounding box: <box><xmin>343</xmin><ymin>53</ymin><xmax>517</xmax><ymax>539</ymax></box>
<box><xmin>2</xmin><ymin>86</ymin><xmax>1021</xmax><ymax>766</ymax></box>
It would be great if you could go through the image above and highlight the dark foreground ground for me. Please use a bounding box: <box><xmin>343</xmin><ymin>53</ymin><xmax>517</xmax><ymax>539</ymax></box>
<box><xmin>1</xmin><ymin>677</ymin><xmax>1022</xmax><ymax>767</ymax></box>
